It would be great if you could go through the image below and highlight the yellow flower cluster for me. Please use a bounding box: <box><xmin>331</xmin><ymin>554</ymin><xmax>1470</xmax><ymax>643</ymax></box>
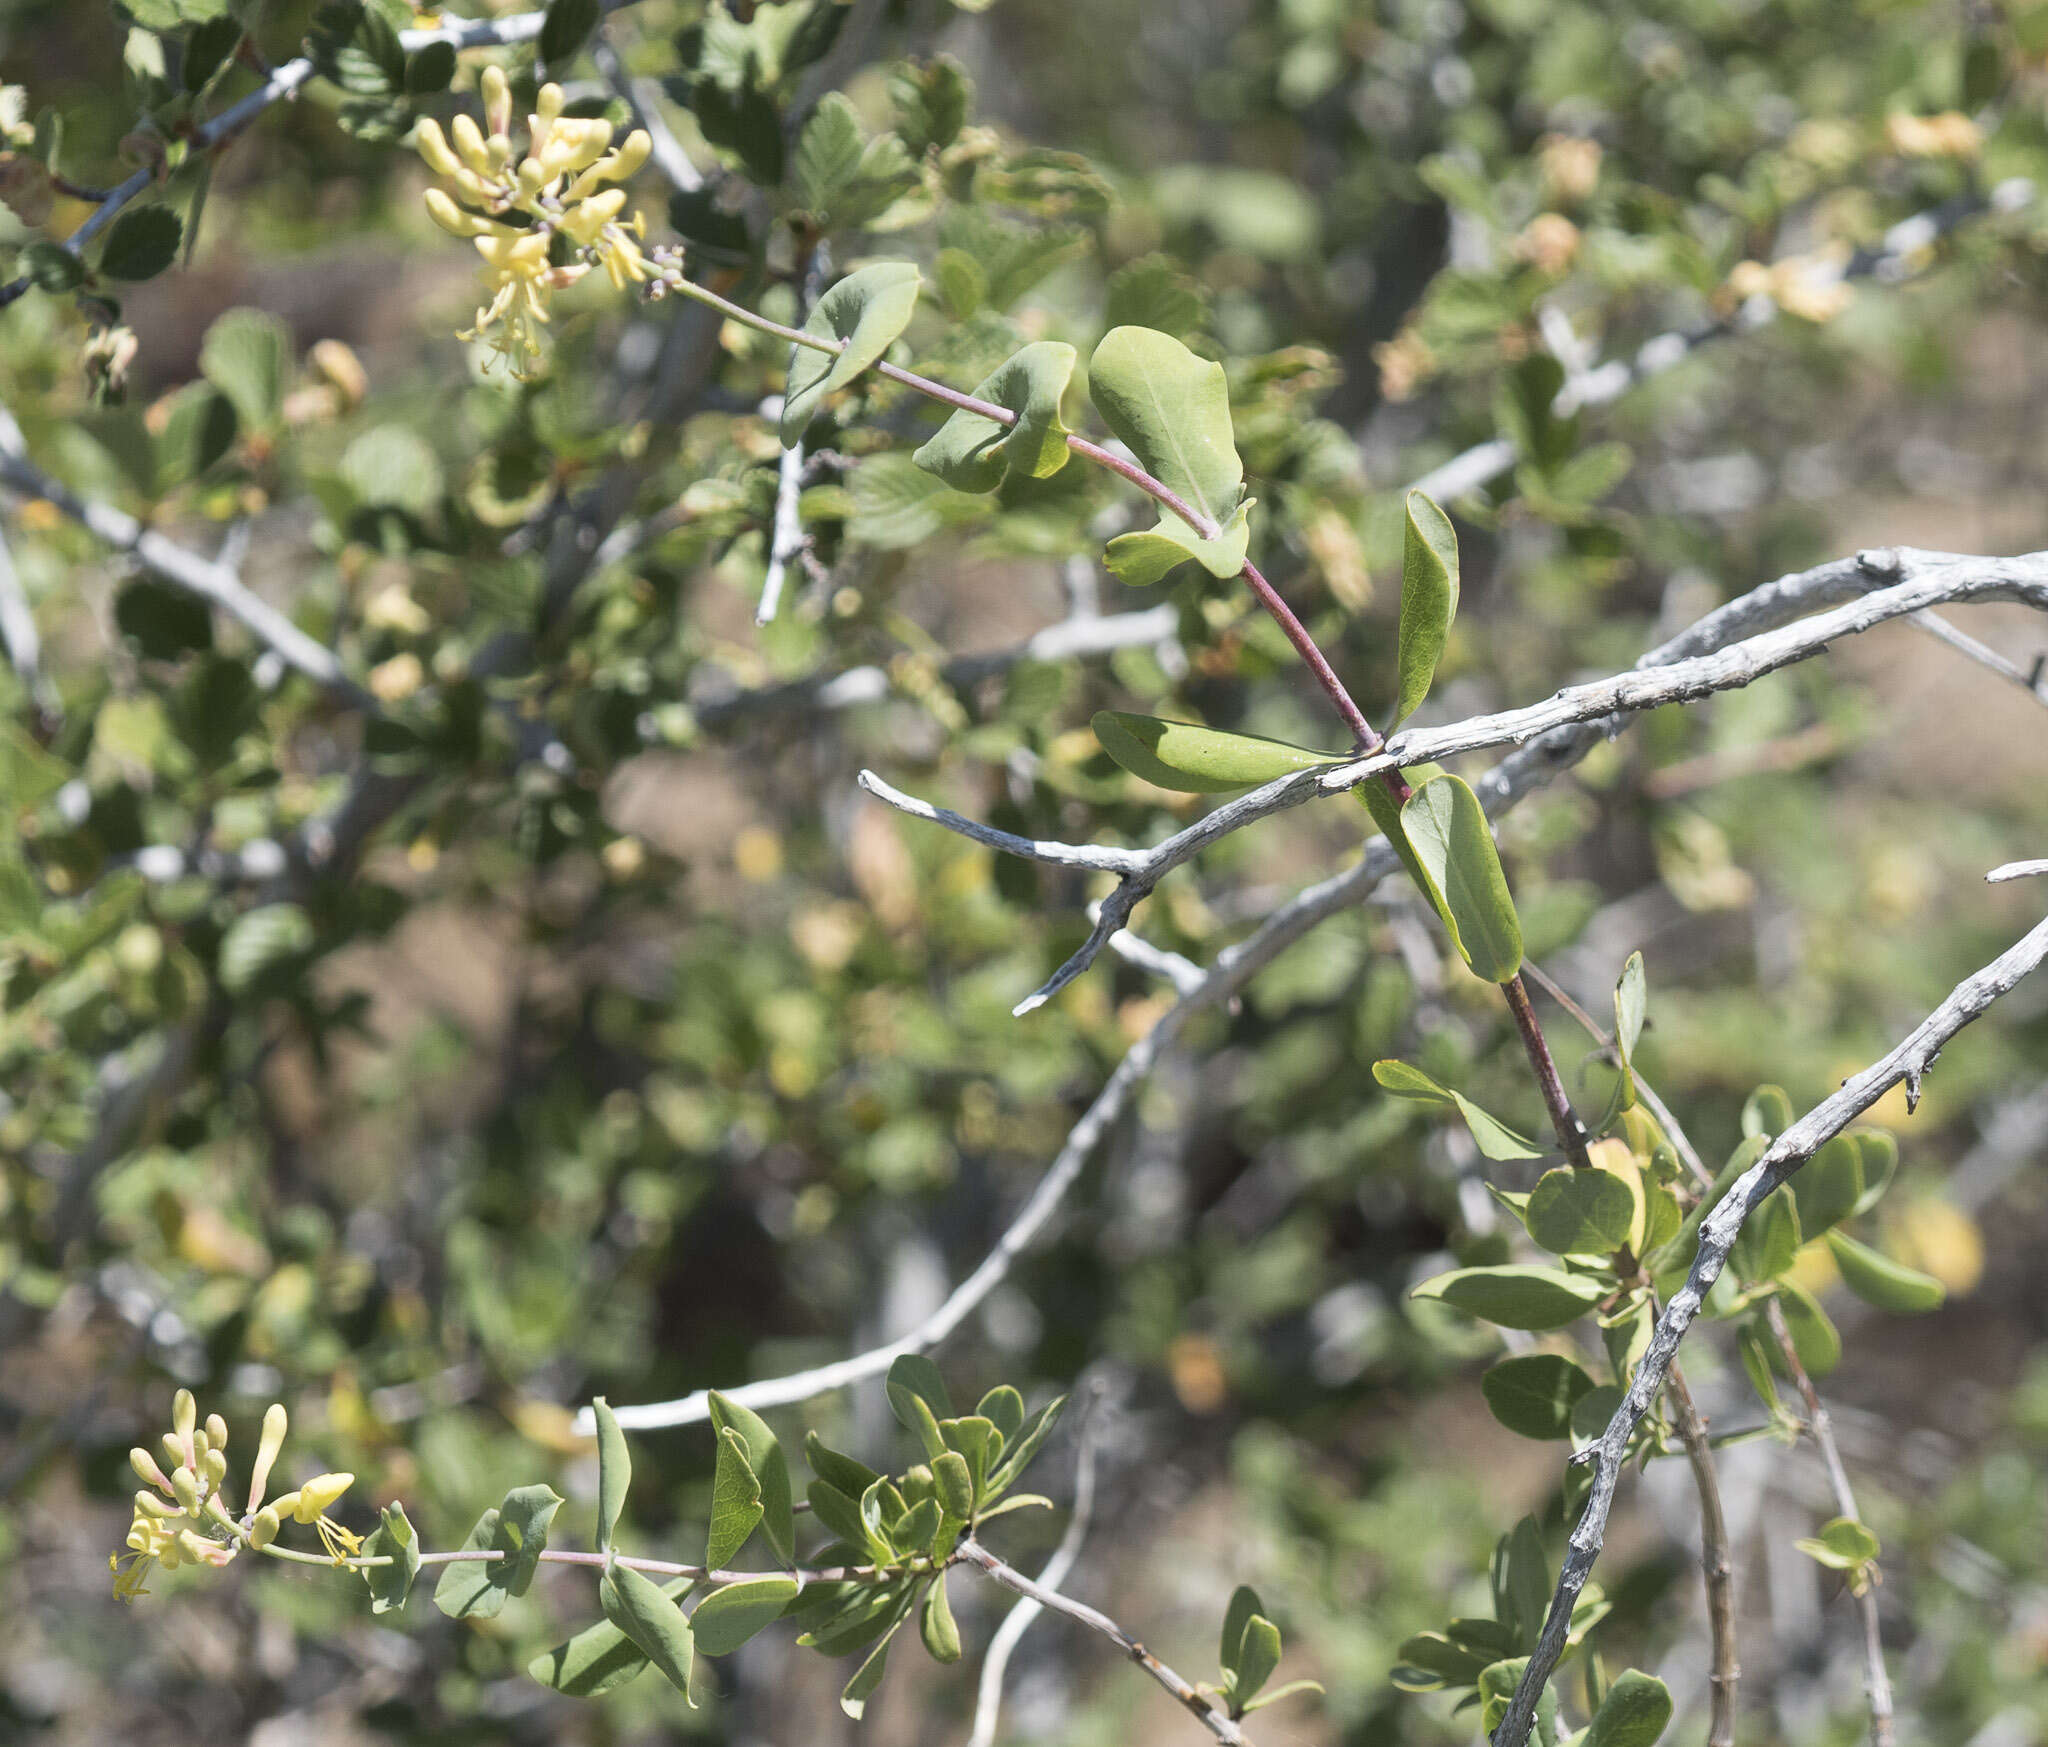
<box><xmin>113</xmin><ymin>1391</ymin><xmax>357</xmax><ymax>1600</ymax></box>
<box><xmin>415</xmin><ymin>66</ymin><xmax>652</xmax><ymax>378</ymax></box>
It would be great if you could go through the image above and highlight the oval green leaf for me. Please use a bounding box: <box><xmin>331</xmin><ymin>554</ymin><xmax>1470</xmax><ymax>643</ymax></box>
<box><xmin>1086</xmin><ymin>324</ymin><xmax>1244</xmax><ymax>532</ymax></box>
<box><xmin>1399</xmin><ymin>772</ymin><xmax>1523</xmax><ymax>983</ymax></box>
<box><xmin>1092</xmin><ymin>710</ymin><xmax>1342</xmax><ymax>794</ymax></box>
<box><xmin>1774</xmin><ymin>1278</ymin><xmax>1842</xmax><ymax>1376</ymax></box>
<box><xmin>1790</xmin><ymin>1135</ymin><xmax>1863</xmax><ymax>1242</ymax></box>
<box><xmin>1583</xmin><ymin>1668</ymin><xmax>1674</xmax><ymax>1747</ymax></box>
<box><xmin>1526</xmin><ymin>1166</ymin><xmax>1637</xmax><ymax>1256</ymax></box>
<box><xmin>1825</xmin><ymin>1229</ymin><xmax>1946</xmax><ymax>1314</ymax></box>
<box><xmin>601</xmin><ymin>1563</ymin><xmax>698</xmax><ymax>1703</ymax></box>
<box><xmin>1481</xmin><ymin>1353</ymin><xmax>1598</xmax><ymax>1440</ymax></box>
<box><xmin>99</xmin><ymin>205</ymin><xmax>182</xmax><ymax>281</ymax></box>
<box><xmin>1394</xmin><ymin>491</ymin><xmax>1459</xmax><ymax>724</ymax></box>
<box><xmin>1410</xmin><ymin>1264</ymin><xmax>1605</xmax><ymax>1331</ymax></box>
<box><xmin>693</xmin><ymin>1576</ymin><xmax>800</xmax><ymax>1655</ymax></box>
<box><xmin>919</xmin><ymin>1572</ymin><xmax>962</xmax><ymax>1663</ymax></box>
<box><xmin>708</xmin><ymin>1390</ymin><xmax>794</xmax><ymax>1565</ymax></box>
<box><xmin>592</xmin><ymin>1396</ymin><xmax>629</xmax><ymax>1554</ymax></box>
<box><xmin>780</xmin><ymin>262</ymin><xmax>923</xmax><ymax>446</ymax></box>
<box><xmin>1730</xmin><ymin>1185</ymin><xmax>1801</xmax><ymax>1283</ymax></box>
<box><xmin>1103</xmin><ymin>496</ymin><xmax>1254</xmax><ymax>585</ymax></box>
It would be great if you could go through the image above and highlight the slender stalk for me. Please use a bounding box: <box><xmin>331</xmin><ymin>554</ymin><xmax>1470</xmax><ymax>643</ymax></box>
<box><xmin>957</xmin><ymin>1534</ymin><xmax>1251</xmax><ymax>1746</ymax></box>
<box><xmin>257</xmin><ymin>1542</ymin><xmax>900</xmax><ymax>1585</ymax></box>
<box><xmin>1239</xmin><ymin>555</ymin><xmax>1381</xmax><ymax>751</ymax></box>
<box><xmin>1501</xmin><ymin>972</ymin><xmax>1594</xmax><ymax>1170</ymax></box>
<box><xmin>1663</xmin><ymin>1360</ymin><xmax>1740</xmax><ymax>1747</ymax></box>
<box><xmin>1765</xmin><ymin>1297</ymin><xmax>1895</xmax><ymax>1747</ymax></box>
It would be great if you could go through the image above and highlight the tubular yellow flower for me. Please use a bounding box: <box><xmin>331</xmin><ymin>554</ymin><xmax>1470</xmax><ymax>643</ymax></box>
<box><xmin>532</xmin><ymin>81</ymin><xmax>565</xmax><ymax>130</ymax></box>
<box><xmin>205</xmin><ymin>1413</ymin><xmax>228</xmax><ymax>1451</ymax></box>
<box><xmin>172</xmin><ymin>1388</ymin><xmax>196</xmax><ymax>1442</ymax></box>
<box><xmin>131</xmin><ymin>1446</ymin><xmax>173</xmax><ymax>1494</ymax></box>
<box><xmin>424</xmin><ymin>188</ymin><xmax>492</xmax><ymax>238</ymax></box>
<box><xmin>171</xmin><ymin>1466</ymin><xmax>202</xmax><ymax>1513</ymax></box>
<box><xmin>247</xmin><ymin>1402</ymin><xmax>288</xmax><ymax>1512</ymax></box>
<box><xmin>481</xmin><ymin>63</ymin><xmax>512</xmax><ymax>138</ymax></box>
<box><xmin>414</xmin><ymin>117</ymin><xmax>465</xmax><ymax>181</ymax></box>
<box><xmin>293</xmin><ymin>1473</ymin><xmax>356</xmax><ymax>1523</ymax></box>
<box><xmin>450</xmin><ymin>111</ymin><xmax>494</xmax><ymax>177</ymax></box>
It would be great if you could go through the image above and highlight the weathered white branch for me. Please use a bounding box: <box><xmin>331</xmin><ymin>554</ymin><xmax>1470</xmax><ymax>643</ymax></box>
<box><xmin>1493</xmin><ymin>901</ymin><xmax>2048</xmax><ymax>1747</ymax></box>
<box><xmin>0</xmin><ymin>405</ymin><xmax>363</xmax><ymax>701</ymax></box>
<box><xmin>867</xmin><ymin>547</ymin><xmax>2048</xmax><ymax>1010</ymax></box>
<box><xmin>967</xmin><ymin>1382</ymin><xmax>1106</xmax><ymax>1747</ymax></box>
<box><xmin>1912</xmin><ymin>610</ymin><xmax>2048</xmax><ymax>710</ymax></box>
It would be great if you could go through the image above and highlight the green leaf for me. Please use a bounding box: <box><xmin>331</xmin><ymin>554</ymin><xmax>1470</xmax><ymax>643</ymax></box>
<box><xmin>804</xmin><ymin>1432</ymin><xmax>881</xmax><ymax>1501</ymax></box>
<box><xmin>780</xmin><ymin>262</ymin><xmax>922</xmax><ymax>446</ymax></box>
<box><xmin>707</xmin><ymin>1391</ymin><xmax>794</xmax><ymax>1565</ymax></box>
<box><xmin>1495</xmin><ymin>1516</ymin><xmax>1550</xmax><ymax>1649</ymax></box>
<box><xmin>601</xmin><ymin>1563</ymin><xmax>698</xmax><ymax>1703</ymax></box>
<box><xmin>1477</xmin><ymin>1656</ymin><xmax>1558</xmax><ymax>1739</ymax></box>
<box><xmin>361</xmin><ymin>1501</ymin><xmax>420</xmax><ymax>1614</ymax></box>
<box><xmin>1613</xmin><ymin>951</ymin><xmax>1646</xmax><ymax>1069</ymax></box>
<box><xmin>840</xmin><ymin>1610</ymin><xmax>909</xmax><ymax>1718</ymax></box>
<box><xmin>1394</xmin><ymin>491</ymin><xmax>1459</xmax><ymax>725</ymax></box>
<box><xmin>158</xmin><ymin>385</ymin><xmax>238</xmax><ymax>486</ymax></box>
<box><xmin>1774</xmin><ymin>1278</ymin><xmax>1842</xmax><ymax>1376</ymax></box>
<box><xmin>218</xmin><ymin>903</ymin><xmax>314</xmax><ymax>994</ymax></box>
<box><xmin>530</xmin><ymin>1584</ymin><xmax>687</xmax><ymax>1697</ymax></box>
<box><xmin>1794</xmin><ymin>1514</ymin><xmax>1881</xmax><ymax>1571</ymax></box>
<box><xmin>1220</xmin><ymin>1584</ymin><xmax>1263</xmax><ymax>1674</ymax></box>
<box><xmin>1410</xmin><ymin>1265</ymin><xmax>1605</xmax><ymax>1331</ymax></box>
<box><xmin>1825</xmin><ymin>1229</ymin><xmax>1946</xmax><ymax>1313</ymax></box>
<box><xmin>1736</xmin><ymin>1318</ymin><xmax>1782</xmax><ymax>1415</ymax></box>
<box><xmin>1356</xmin><ymin>768</ymin><xmax>1449</xmax><ymax>920</ymax></box>
<box><xmin>1849</xmin><ymin>1131</ymin><xmax>1899</xmax><ymax>1216</ymax></box>
<box><xmin>116</xmin><ymin>578</ymin><xmax>213</xmax><ymax>659</ymax></box>
<box><xmin>1730</xmin><ymin>1186</ymin><xmax>1801</xmax><ymax>1283</ymax></box>
<box><xmin>806</xmin><ymin>1480</ymin><xmax>874</xmax><ymax>1555</ymax></box>
<box><xmin>792</xmin><ymin>91</ymin><xmax>864</xmax><ymax>212</ymax></box>
<box><xmin>931</xmin><ymin>1449</ymin><xmax>975</xmax><ymax>1518</ymax></box>
<box><xmin>340</xmin><ymin>426</ymin><xmax>442</xmax><ymax>515</ymax></box>
<box><xmin>1232</xmin><ymin>1614</ymin><xmax>1283</xmax><ymax>1711</ymax></box>
<box><xmin>1391</xmin><ymin>1630</ymin><xmax>1491</xmax><ymax>1691</ymax></box>
<box><xmin>538</xmin><ymin>0</ymin><xmax>600</xmax><ymax>69</ymax></box>
<box><xmin>890</xmin><ymin>56</ymin><xmax>970</xmax><ymax>155</ymax></box>
<box><xmin>1526</xmin><ymin>1167</ymin><xmax>1637</xmax><ymax>1257</ymax></box>
<box><xmin>693</xmin><ymin>1575</ymin><xmax>799</xmax><ymax>1655</ymax></box>
<box><xmin>707</xmin><ymin>1425</ymin><xmax>764</xmax><ymax>1567</ymax></box>
<box><xmin>1103</xmin><ymin>498</ymin><xmax>1254</xmax><ymax>585</ymax></box>
<box><xmin>1091</xmin><ymin>711</ymin><xmax>1341</xmax><ymax>794</ymax></box>
<box><xmin>22</xmin><ymin>242</ymin><xmax>84</xmax><ymax>294</ymax></box>
<box><xmin>1400</xmin><ymin>772</ymin><xmax>1523</xmax><ymax>982</ymax></box>
<box><xmin>976</xmin><ymin>1385</ymin><xmax>1024</xmax><ymax>1447</ymax></box>
<box><xmin>1103</xmin><ymin>254</ymin><xmax>1208</xmax><ymax>339</ymax></box>
<box><xmin>984</xmin><ymin>1392</ymin><xmax>1066</xmax><ymax>1496</ymax></box>
<box><xmin>99</xmin><ymin>205</ymin><xmax>182</xmax><ymax>281</ymax></box>
<box><xmin>1086</xmin><ymin>324</ymin><xmax>1244</xmax><ymax>531</ymax></box>
<box><xmin>1741</xmin><ymin>1084</ymin><xmax>1795</xmax><ymax>1137</ymax></box>
<box><xmin>913</xmin><ymin>341</ymin><xmax>1076</xmax><ymax>492</ymax></box>
<box><xmin>433</xmin><ymin>1507</ymin><xmax>506</xmax><ymax>1619</ymax></box>
<box><xmin>885</xmin><ymin>1352</ymin><xmax>953</xmax><ymax>1430</ymax></box>
<box><xmin>199</xmin><ymin>307</ymin><xmax>290</xmax><ymax>430</ymax></box>
<box><xmin>1481</xmin><ymin>1354</ymin><xmax>1598</xmax><ymax>1440</ymax></box>
<box><xmin>1244</xmin><ymin>1677</ymin><xmax>1326</xmax><ymax>1714</ymax></box>
<box><xmin>593</xmin><ymin>1396</ymin><xmax>629</xmax><ymax>1553</ymax></box>
<box><xmin>1583</xmin><ymin>1669</ymin><xmax>1673</xmax><ymax>1747</ymax></box>
<box><xmin>1791</xmin><ymin>1135</ymin><xmax>1864</xmax><ymax>1242</ymax></box>
<box><xmin>183</xmin><ymin>18</ymin><xmax>244</xmax><ymax>92</ymax></box>
<box><xmin>919</xmin><ymin>1572</ymin><xmax>962</xmax><ymax>1663</ymax></box>
<box><xmin>493</xmin><ymin>1484</ymin><xmax>565</xmax><ymax>1599</ymax></box>
<box><xmin>1</xmin><ymin>720</ymin><xmax>71</xmax><ymax>812</ymax></box>
<box><xmin>1570</xmin><ymin>1383</ymin><xmax>1625</xmax><ymax>1446</ymax></box>
<box><xmin>404</xmin><ymin>39</ymin><xmax>456</xmax><ymax>95</ymax></box>
<box><xmin>1370</xmin><ymin>1058</ymin><xmax>1543</xmax><ymax>1162</ymax></box>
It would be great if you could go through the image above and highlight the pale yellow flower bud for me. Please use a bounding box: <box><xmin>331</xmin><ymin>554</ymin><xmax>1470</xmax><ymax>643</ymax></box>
<box><xmin>205</xmin><ymin>1413</ymin><xmax>228</xmax><ymax>1451</ymax></box>
<box><xmin>135</xmin><ymin>1490</ymin><xmax>176</xmax><ymax>1519</ymax></box>
<box><xmin>247</xmin><ymin>1403</ymin><xmax>288</xmax><ymax>1513</ymax></box>
<box><xmin>293</xmin><ymin>1473</ymin><xmax>355</xmax><ymax>1523</ymax></box>
<box><xmin>534</xmin><ymin>82</ymin><xmax>565</xmax><ymax>129</ymax></box>
<box><xmin>172</xmin><ymin>1467</ymin><xmax>201</xmax><ymax>1512</ymax></box>
<box><xmin>608</xmin><ymin>130</ymin><xmax>652</xmax><ymax>183</ymax></box>
<box><xmin>516</xmin><ymin>157</ymin><xmax>550</xmax><ymax>202</ymax></box>
<box><xmin>308</xmin><ymin>340</ymin><xmax>368</xmax><ymax>409</ymax></box>
<box><xmin>131</xmin><ymin>1447</ymin><xmax>172</xmax><ymax>1493</ymax></box>
<box><xmin>451</xmin><ymin>112</ymin><xmax>495</xmax><ymax>177</ymax></box>
<box><xmin>481</xmin><ymin>64</ymin><xmax>512</xmax><ymax>138</ymax></box>
<box><xmin>192</xmin><ymin>1426</ymin><xmax>211</xmax><ymax>1461</ymax></box>
<box><xmin>248</xmin><ymin>1505</ymin><xmax>281</xmax><ymax>1550</ymax></box>
<box><xmin>172</xmin><ymin>1389</ymin><xmax>196</xmax><ymax>1440</ymax></box>
<box><xmin>202</xmin><ymin>1446</ymin><xmax>228</xmax><ymax>1487</ymax></box>
<box><xmin>560</xmin><ymin>186</ymin><xmax>628</xmax><ymax>246</ymax></box>
<box><xmin>414</xmin><ymin>117</ymin><xmax>465</xmax><ymax>180</ymax></box>
<box><xmin>424</xmin><ymin>188</ymin><xmax>491</xmax><ymax>238</ymax></box>
<box><xmin>368</xmin><ymin>653</ymin><xmax>426</xmax><ymax>703</ymax></box>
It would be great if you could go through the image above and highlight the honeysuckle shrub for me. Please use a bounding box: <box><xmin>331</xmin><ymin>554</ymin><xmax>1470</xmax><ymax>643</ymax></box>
<box><xmin>2</xmin><ymin>1</ymin><xmax>2047</xmax><ymax>1744</ymax></box>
